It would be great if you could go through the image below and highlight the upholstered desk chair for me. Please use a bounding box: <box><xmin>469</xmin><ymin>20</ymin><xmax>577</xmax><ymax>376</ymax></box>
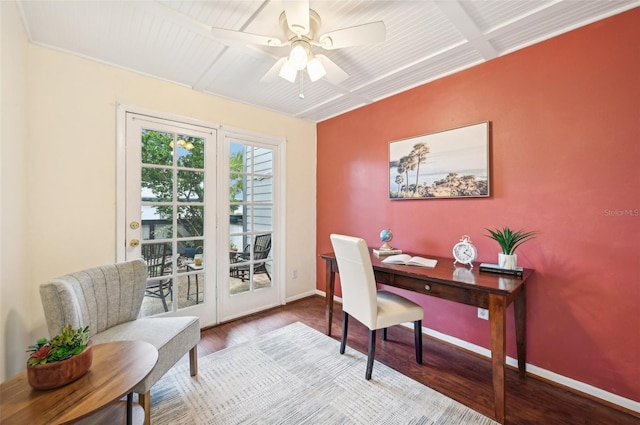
<box><xmin>330</xmin><ymin>234</ymin><xmax>424</xmax><ymax>380</ymax></box>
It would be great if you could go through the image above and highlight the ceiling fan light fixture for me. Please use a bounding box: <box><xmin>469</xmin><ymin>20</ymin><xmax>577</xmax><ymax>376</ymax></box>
<box><xmin>289</xmin><ymin>41</ymin><xmax>309</xmax><ymax>71</ymax></box>
<box><xmin>213</xmin><ymin>8</ymin><xmax>384</xmax><ymax>88</ymax></box>
<box><xmin>307</xmin><ymin>55</ymin><xmax>326</xmax><ymax>82</ymax></box>
<box><xmin>279</xmin><ymin>60</ymin><xmax>297</xmax><ymax>82</ymax></box>
<box><xmin>318</xmin><ymin>35</ymin><xmax>333</xmax><ymax>49</ymax></box>
<box><xmin>170</xmin><ymin>139</ymin><xmax>194</xmax><ymax>150</ymax></box>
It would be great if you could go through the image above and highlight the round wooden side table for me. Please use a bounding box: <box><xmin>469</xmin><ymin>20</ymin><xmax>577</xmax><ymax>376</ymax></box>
<box><xmin>1</xmin><ymin>340</ymin><xmax>158</xmax><ymax>425</ymax></box>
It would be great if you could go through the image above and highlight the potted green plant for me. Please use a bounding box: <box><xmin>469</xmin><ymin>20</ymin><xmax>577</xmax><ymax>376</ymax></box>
<box><xmin>26</xmin><ymin>324</ymin><xmax>92</xmax><ymax>390</ymax></box>
<box><xmin>485</xmin><ymin>227</ymin><xmax>537</xmax><ymax>269</ymax></box>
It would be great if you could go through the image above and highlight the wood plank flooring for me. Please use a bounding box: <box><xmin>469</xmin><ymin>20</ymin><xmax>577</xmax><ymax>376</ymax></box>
<box><xmin>182</xmin><ymin>295</ymin><xmax>637</xmax><ymax>425</ymax></box>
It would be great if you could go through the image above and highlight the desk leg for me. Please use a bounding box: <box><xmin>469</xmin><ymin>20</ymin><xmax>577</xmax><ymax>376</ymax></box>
<box><xmin>325</xmin><ymin>260</ymin><xmax>336</xmax><ymax>336</ymax></box>
<box><xmin>514</xmin><ymin>288</ymin><xmax>526</xmax><ymax>377</ymax></box>
<box><xmin>489</xmin><ymin>294</ymin><xmax>506</xmax><ymax>424</ymax></box>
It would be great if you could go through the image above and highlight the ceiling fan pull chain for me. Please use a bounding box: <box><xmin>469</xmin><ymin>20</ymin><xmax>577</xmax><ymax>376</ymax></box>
<box><xmin>299</xmin><ymin>72</ymin><xmax>305</xmax><ymax>99</ymax></box>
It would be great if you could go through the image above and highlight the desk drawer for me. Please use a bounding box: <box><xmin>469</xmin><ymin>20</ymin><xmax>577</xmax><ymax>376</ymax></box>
<box><xmin>376</xmin><ymin>272</ymin><xmax>487</xmax><ymax>308</ymax></box>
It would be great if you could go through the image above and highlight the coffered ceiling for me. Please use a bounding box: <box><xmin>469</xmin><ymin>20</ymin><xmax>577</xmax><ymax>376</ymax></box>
<box><xmin>17</xmin><ymin>1</ymin><xmax>639</xmax><ymax>122</ymax></box>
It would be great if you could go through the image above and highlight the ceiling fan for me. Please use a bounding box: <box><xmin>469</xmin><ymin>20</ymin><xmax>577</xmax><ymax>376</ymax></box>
<box><xmin>211</xmin><ymin>0</ymin><xmax>386</xmax><ymax>85</ymax></box>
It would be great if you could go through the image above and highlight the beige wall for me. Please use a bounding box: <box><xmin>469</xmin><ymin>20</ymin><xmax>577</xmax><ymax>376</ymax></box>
<box><xmin>1</xmin><ymin>0</ymin><xmax>30</xmax><ymax>381</ymax></box>
<box><xmin>1</xmin><ymin>7</ymin><xmax>317</xmax><ymax>380</ymax></box>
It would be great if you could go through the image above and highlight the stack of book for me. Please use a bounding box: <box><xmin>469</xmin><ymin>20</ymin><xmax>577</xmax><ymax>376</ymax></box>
<box><xmin>373</xmin><ymin>248</ymin><xmax>402</xmax><ymax>257</ymax></box>
<box><xmin>479</xmin><ymin>263</ymin><xmax>524</xmax><ymax>277</ymax></box>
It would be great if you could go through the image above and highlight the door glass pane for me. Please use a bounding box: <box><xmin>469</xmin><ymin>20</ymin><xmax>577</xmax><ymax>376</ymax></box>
<box><xmin>142</xmin><ymin>168</ymin><xmax>173</xmax><ymax>202</ymax></box>
<box><xmin>142</xmin><ymin>130</ymin><xmax>173</xmax><ymax>166</ymax></box>
<box><xmin>228</xmin><ymin>141</ymin><xmax>273</xmax><ymax>296</ymax></box>
<box><xmin>177</xmin><ymin>256</ymin><xmax>204</xmax><ymax>308</ymax></box>
<box><xmin>177</xmin><ymin>170</ymin><xmax>204</xmax><ymax>201</ymax></box>
<box><xmin>176</xmin><ymin>135</ymin><xmax>204</xmax><ymax>169</ymax></box>
<box><xmin>178</xmin><ymin>206</ymin><xmax>204</xmax><ymax>238</ymax></box>
<box><xmin>247</xmin><ymin>177</ymin><xmax>273</xmax><ymax>203</ymax></box>
<box><xmin>258</xmin><ymin>260</ymin><xmax>272</xmax><ymax>290</ymax></box>
<box><xmin>182</xmin><ymin>270</ymin><xmax>204</xmax><ymax>305</ymax></box>
<box><xmin>139</xmin><ymin>127</ymin><xmax>209</xmax><ymax>316</ymax></box>
<box><xmin>252</xmin><ymin>205</ymin><xmax>272</xmax><ymax>232</ymax></box>
<box><xmin>141</xmin><ymin>205</ymin><xmax>173</xmax><ymax>241</ymax></box>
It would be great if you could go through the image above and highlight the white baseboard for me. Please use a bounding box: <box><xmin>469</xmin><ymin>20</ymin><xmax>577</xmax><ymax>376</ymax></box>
<box><xmin>418</xmin><ymin>325</ymin><xmax>640</xmax><ymax>414</ymax></box>
<box><xmin>315</xmin><ymin>291</ymin><xmax>639</xmax><ymax>414</ymax></box>
<box><xmin>286</xmin><ymin>290</ymin><xmax>319</xmax><ymax>303</ymax></box>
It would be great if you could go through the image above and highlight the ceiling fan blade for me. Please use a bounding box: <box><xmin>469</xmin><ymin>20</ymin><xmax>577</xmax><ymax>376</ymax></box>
<box><xmin>283</xmin><ymin>0</ymin><xmax>310</xmax><ymax>35</ymax></box>
<box><xmin>318</xmin><ymin>21</ymin><xmax>386</xmax><ymax>50</ymax></box>
<box><xmin>211</xmin><ymin>27</ymin><xmax>284</xmax><ymax>47</ymax></box>
<box><xmin>315</xmin><ymin>55</ymin><xmax>349</xmax><ymax>85</ymax></box>
<box><xmin>260</xmin><ymin>57</ymin><xmax>289</xmax><ymax>83</ymax></box>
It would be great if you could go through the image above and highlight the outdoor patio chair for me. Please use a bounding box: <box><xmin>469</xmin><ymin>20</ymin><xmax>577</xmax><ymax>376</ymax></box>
<box><xmin>230</xmin><ymin>233</ymin><xmax>272</xmax><ymax>282</ymax></box>
<box><xmin>142</xmin><ymin>242</ymin><xmax>173</xmax><ymax>312</ymax></box>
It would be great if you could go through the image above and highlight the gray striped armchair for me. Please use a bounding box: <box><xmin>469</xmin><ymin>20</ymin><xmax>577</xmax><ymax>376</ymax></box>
<box><xmin>39</xmin><ymin>259</ymin><xmax>200</xmax><ymax>425</ymax></box>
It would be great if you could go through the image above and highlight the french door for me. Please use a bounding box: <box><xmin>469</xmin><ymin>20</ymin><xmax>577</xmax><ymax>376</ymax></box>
<box><xmin>219</xmin><ymin>131</ymin><xmax>282</xmax><ymax>321</ymax></box>
<box><xmin>118</xmin><ymin>106</ymin><xmax>285</xmax><ymax>327</ymax></box>
<box><xmin>123</xmin><ymin>112</ymin><xmax>217</xmax><ymax>325</ymax></box>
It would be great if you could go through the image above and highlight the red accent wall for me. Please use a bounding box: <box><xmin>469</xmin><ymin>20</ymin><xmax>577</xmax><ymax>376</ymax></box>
<box><xmin>317</xmin><ymin>9</ymin><xmax>640</xmax><ymax>402</ymax></box>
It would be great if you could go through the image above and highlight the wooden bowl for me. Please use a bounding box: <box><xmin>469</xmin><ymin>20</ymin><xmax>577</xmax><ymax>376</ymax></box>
<box><xmin>27</xmin><ymin>341</ymin><xmax>93</xmax><ymax>390</ymax></box>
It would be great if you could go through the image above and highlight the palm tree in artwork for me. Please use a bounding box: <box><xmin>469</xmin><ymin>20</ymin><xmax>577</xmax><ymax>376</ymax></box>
<box><xmin>397</xmin><ymin>155</ymin><xmax>415</xmax><ymax>194</ymax></box>
<box><xmin>396</xmin><ymin>159</ymin><xmax>406</xmax><ymax>194</ymax></box>
<box><xmin>411</xmin><ymin>143</ymin><xmax>430</xmax><ymax>193</ymax></box>
<box><xmin>395</xmin><ymin>174</ymin><xmax>404</xmax><ymax>193</ymax></box>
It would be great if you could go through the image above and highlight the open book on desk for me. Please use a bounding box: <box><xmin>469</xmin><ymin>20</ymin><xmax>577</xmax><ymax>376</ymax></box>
<box><xmin>381</xmin><ymin>254</ymin><xmax>438</xmax><ymax>268</ymax></box>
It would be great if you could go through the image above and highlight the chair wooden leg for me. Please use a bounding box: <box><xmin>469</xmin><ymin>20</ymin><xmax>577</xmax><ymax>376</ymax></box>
<box><xmin>340</xmin><ymin>312</ymin><xmax>349</xmax><ymax>354</ymax></box>
<box><xmin>138</xmin><ymin>391</ymin><xmax>151</xmax><ymax>425</ymax></box>
<box><xmin>366</xmin><ymin>329</ymin><xmax>376</xmax><ymax>380</ymax></box>
<box><xmin>414</xmin><ymin>320</ymin><xmax>423</xmax><ymax>364</ymax></box>
<box><xmin>189</xmin><ymin>345</ymin><xmax>198</xmax><ymax>376</ymax></box>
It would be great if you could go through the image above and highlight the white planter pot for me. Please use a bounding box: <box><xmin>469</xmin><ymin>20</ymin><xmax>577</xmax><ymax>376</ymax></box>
<box><xmin>498</xmin><ymin>253</ymin><xmax>518</xmax><ymax>270</ymax></box>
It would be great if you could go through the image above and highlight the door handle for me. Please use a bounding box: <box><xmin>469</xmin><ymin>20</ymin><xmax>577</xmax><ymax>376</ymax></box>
<box><xmin>130</xmin><ymin>239</ymin><xmax>140</xmax><ymax>247</ymax></box>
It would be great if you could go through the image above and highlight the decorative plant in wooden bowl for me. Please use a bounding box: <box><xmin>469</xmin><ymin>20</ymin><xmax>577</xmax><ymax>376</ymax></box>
<box><xmin>485</xmin><ymin>227</ymin><xmax>537</xmax><ymax>270</ymax></box>
<box><xmin>26</xmin><ymin>324</ymin><xmax>92</xmax><ymax>390</ymax></box>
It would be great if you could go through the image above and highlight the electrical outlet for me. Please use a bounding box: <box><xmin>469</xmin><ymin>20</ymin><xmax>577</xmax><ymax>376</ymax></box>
<box><xmin>291</xmin><ymin>268</ymin><xmax>298</xmax><ymax>279</ymax></box>
<box><xmin>477</xmin><ymin>308</ymin><xmax>489</xmax><ymax>320</ymax></box>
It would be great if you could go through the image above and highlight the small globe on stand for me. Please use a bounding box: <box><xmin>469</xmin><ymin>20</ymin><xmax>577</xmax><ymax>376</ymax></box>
<box><xmin>379</xmin><ymin>229</ymin><xmax>394</xmax><ymax>251</ymax></box>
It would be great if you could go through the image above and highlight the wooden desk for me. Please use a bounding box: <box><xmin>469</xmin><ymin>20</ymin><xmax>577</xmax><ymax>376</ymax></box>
<box><xmin>320</xmin><ymin>251</ymin><xmax>534</xmax><ymax>424</ymax></box>
<box><xmin>1</xmin><ymin>340</ymin><xmax>158</xmax><ymax>425</ymax></box>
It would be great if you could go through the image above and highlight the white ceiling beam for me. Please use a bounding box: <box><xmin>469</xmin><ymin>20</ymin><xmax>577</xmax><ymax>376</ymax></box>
<box><xmin>141</xmin><ymin>1</ymin><xmax>280</xmax><ymax>91</ymax></box>
<box><xmin>434</xmin><ymin>0</ymin><xmax>499</xmax><ymax>61</ymax></box>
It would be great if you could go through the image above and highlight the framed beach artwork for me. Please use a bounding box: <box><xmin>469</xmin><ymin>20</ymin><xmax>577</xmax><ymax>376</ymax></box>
<box><xmin>389</xmin><ymin>121</ymin><xmax>490</xmax><ymax>199</ymax></box>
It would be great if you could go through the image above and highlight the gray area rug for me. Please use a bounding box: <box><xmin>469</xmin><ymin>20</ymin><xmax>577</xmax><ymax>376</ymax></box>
<box><xmin>151</xmin><ymin>322</ymin><xmax>498</xmax><ymax>424</ymax></box>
